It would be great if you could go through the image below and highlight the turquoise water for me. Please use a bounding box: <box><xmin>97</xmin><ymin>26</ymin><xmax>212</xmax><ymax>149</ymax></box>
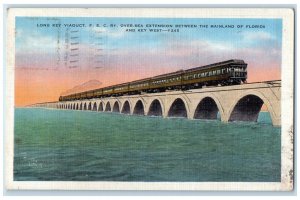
<box><xmin>14</xmin><ymin>108</ymin><xmax>281</xmax><ymax>182</ymax></box>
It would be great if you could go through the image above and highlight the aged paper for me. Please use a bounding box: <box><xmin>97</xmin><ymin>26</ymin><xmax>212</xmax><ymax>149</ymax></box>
<box><xmin>5</xmin><ymin>8</ymin><xmax>294</xmax><ymax>191</ymax></box>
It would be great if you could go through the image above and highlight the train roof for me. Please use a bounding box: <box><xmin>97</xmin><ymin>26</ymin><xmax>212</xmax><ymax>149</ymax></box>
<box><xmin>184</xmin><ymin>59</ymin><xmax>245</xmax><ymax>73</ymax></box>
<box><xmin>147</xmin><ymin>59</ymin><xmax>245</xmax><ymax>80</ymax></box>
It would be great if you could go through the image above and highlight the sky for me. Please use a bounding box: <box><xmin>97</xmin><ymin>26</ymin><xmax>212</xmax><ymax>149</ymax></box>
<box><xmin>15</xmin><ymin>17</ymin><xmax>282</xmax><ymax>106</ymax></box>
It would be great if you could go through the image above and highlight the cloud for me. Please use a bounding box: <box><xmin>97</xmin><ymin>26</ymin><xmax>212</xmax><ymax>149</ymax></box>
<box><xmin>92</xmin><ymin>26</ymin><xmax>126</xmax><ymax>38</ymax></box>
<box><xmin>16</xmin><ymin>29</ymin><xmax>58</xmax><ymax>54</ymax></box>
<box><xmin>242</xmin><ymin>31</ymin><xmax>275</xmax><ymax>41</ymax></box>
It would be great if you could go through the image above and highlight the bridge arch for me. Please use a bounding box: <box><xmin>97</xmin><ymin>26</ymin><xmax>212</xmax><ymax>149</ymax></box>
<box><xmin>98</xmin><ymin>102</ymin><xmax>104</xmax><ymax>111</ymax></box>
<box><xmin>83</xmin><ymin>102</ymin><xmax>87</xmax><ymax>110</ymax></box>
<box><xmin>72</xmin><ymin>103</ymin><xmax>75</xmax><ymax>110</ymax></box>
<box><xmin>87</xmin><ymin>102</ymin><xmax>92</xmax><ymax>110</ymax></box>
<box><xmin>228</xmin><ymin>90</ymin><xmax>276</xmax><ymax>123</ymax></box>
<box><xmin>121</xmin><ymin>100</ymin><xmax>131</xmax><ymax>114</ymax></box>
<box><xmin>105</xmin><ymin>102</ymin><xmax>111</xmax><ymax>112</ymax></box>
<box><xmin>193</xmin><ymin>95</ymin><xmax>225</xmax><ymax>121</ymax></box>
<box><xmin>112</xmin><ymin>101</ymin><xmax>120</xmax><ymax>113</ymax></box>
<box><xmin>92</xmin><ymin>102</ymin><xmax>97</xmax><ymax>111</ymax></box>
<box><xmin>147</xmin><ymin>99</ymin><xmax>164</xmax><ymax>117</ymax></box>
<box><xmin>133</xmin><ymin>99</ymin><xmax>145</xmax><ymax>115</ymax></box>
<box><xmin>167</xmin><ymin>98</ymin><xmax>188</xmax><ymax>118</ymax></box>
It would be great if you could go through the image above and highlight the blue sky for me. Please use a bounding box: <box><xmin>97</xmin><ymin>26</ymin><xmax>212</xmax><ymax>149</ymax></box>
<box><xmin>16</xmin><ymin>17</ymin><xmax>282</xmax><ymax>51</ymax></box>
<box><xmin>15</xmin><ymin>17</ymin><xmax>282</xmax><ymax>72</ymax></box>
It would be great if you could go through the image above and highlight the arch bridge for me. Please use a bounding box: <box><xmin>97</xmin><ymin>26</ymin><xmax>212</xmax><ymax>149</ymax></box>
<box><xmin>32</xmin><ymin>80</ymin><xmax>281</xmax><ymax>126</ymax></box>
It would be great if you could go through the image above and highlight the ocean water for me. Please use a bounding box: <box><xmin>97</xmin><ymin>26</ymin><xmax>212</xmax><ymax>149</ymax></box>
<box><xmin>14</xmin><ymin>108</ymin><xmax>281</xmax><ymax>182</ymax></box>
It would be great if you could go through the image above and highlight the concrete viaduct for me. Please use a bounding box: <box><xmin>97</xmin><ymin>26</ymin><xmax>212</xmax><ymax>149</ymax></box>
<box><xmin>32</xmin><ymin>80</ymin><xmax>281</xmax><ymax>126</ymax></box>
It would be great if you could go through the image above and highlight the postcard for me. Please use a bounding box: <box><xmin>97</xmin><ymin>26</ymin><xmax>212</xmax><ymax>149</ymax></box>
<box><xmin>5</xmin><ymin>8</ymin><xmax>294</xmax><ymax>191</ymax></box>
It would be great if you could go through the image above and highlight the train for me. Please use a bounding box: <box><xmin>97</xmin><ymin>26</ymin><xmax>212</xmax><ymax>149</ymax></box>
<box><xmin>59</xmin><ymin>59</ymin><xmax>247</xmax><ymax>101</ymax></box>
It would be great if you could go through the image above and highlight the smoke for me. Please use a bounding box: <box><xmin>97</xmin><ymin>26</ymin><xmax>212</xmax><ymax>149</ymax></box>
<box><xmin>60</xmin><ymin>80</ymin><xmax>102</xmax><ymax>96</ymax></box>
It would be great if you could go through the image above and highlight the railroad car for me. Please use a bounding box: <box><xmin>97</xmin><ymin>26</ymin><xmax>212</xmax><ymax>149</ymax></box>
<box><xmin>59</xmin><ymin>59</ymin><xmax>247</xmax><ymax>101</ymax></box>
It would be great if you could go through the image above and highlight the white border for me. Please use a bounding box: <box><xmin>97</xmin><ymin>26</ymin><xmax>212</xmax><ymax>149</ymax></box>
<box><xmin>5</xmin><ymin>8</ymin><xmax>295</xmax><ymax>191</ymax></box>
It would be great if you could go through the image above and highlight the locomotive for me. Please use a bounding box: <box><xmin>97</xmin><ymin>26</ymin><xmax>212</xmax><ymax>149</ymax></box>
<box><xmin>59</xmin><ymin>59</ymin><xmax>247</xmax><ymax>101</ymax></box>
